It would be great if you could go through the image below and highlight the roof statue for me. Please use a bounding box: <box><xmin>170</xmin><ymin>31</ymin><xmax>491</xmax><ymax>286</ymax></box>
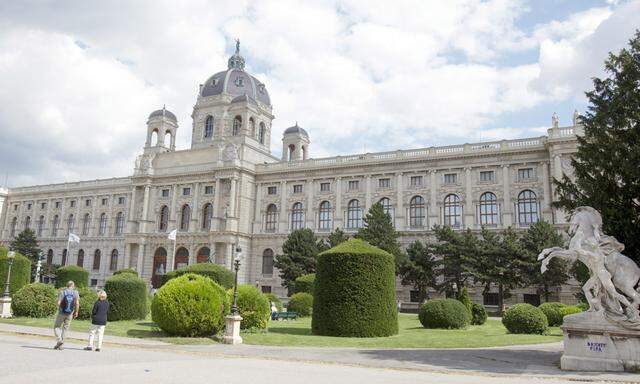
<box><xmin>235</xmin><ymin>38</ymin><xmax>240</xmax><ymax>55</ymax></box>
<box><xmin>552</xmin><ymin>112</ymin><xmax>559</xmax><ymax>128</ymax></box>
<box><xmin>573</xmin><ymin>109</ymin><xmax>580</xmax><ymax>126</ymax></box>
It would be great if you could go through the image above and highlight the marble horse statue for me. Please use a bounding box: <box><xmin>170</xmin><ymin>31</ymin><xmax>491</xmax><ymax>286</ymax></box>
<box><xmin>538</xmin><ymin>206</ymin><xmax>640</xmax><ymax>329</ymax></box>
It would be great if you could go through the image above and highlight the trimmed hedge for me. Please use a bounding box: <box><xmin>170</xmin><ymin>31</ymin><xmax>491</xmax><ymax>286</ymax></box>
<box><xmin>265</xmin><ymin>293</ymin><xmax>283</xmax><ymax>312</ymax></box>
<box><xmin>538</xmin><ymin>302</ymin><xmax>566</xmax><ymax>326</ymax></box>
<box><xmin>55</xmin><ymin>265</ymin><xmax>89</xmax><ymax>288</ymax></box>
<box><xmin>502</xmin><ymin>303</ymin><xmax>548</xmax><ymax>334</ymax></box>
<box><xmin>11</xmin><ymin>283</ymin><xmax>57</xmax><ymax>317</ymax></box>
<box><xmin>419</xmin><ymin>299</ymin><xmax>470</xmax><ymax>329</ymax></box>
<box><xmin>105</xmin><ymin>273</ymin><xmax>148</xmax><ymax>321</ymax></box>
<box><xmin>227</xmin><ymin>285</ymin><xmax>270</xmax><ymax>330</ymax></box>
<box><xmin>471</xmin><ymin>303</ymin><xmax>488</xmax><ymax>325</ymax></box>
<box><xmin>456</xmin><ymin>287</ymin><xmax>473</xmax><ymax>315</ymax></box>
<box><xmin>152</xmin><ymin>274</ymin><xmax>229</xmax><ymax>337</ymax></box>
<box><xmin>312</xmin><ymin>239</ymin><xmax>398</xmax><ymax>337</ymax></box>
<box><xmin>113</xmin><ymin>268</ymin><xmax>138</xmax><ymax>277</ymax></box>
<box><xmin>287</xmin><ymin>292</ymin><xmax>313</xmax><ymax>316</ymax></box>
<box><xmin>562</xmin><ymin>305</ymin><xmax>583</xmax><ymax>318</ymax></box>
<box><xmin>294</xmin><ymin>273</ymin><xmax>315</xmax><ymax>295</ymax></box>
<box><xmin>161</xmin><ymin>263</ymin><xmax>234</xmax><ymax>289</ymax></box>
<box><xmin>0</xmin><ymin>249</ymin><xmax>31</xmax><ymax>295</ymax></box>
<box><xmin>77</xmin><ymin>287</ymin><xmax>99</xmax><ymax>320</ymax></box>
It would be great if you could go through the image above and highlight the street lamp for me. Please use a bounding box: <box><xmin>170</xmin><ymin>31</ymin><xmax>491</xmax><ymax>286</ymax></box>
<box><xmin>1</xmin><ymin>248</ymin><xmax>16</xmax><ymax>318</ymax></box>
<box><xmin>230</xmin><ymin>246</ymin><xmax>243</xmax><ymax>315</ymax></box>
<box><xmin>223</xmin><ymin>245</ymin><xmax>244</xmax><ymax>345</ymax></box>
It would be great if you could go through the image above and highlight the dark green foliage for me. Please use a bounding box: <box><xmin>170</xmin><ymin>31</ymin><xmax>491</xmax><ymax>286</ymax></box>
<box><xmin>327</xmin><ymin>227</ymin><xmax>349</xmax><ymax>248</ymax></box>
<box><xmin>418</xmin><ymin>299</ymin><xmax>470</xmax><ymax>329</ymax></box>
<box><xmin>576</xmin><ymin>301</ymin><xmax>589</xmax><ymax>311</ymax></box>
<box><xmin>10</xmin><ymin>229</ymin><xmax>41</xmax><ymax>279</ymax></box>
<box><xmin>399</xmin><ymin>240</ymin><xmax>440</xmax><ymax>303</ymax></box>
<box><xmin>55</xmin><ymin>265</ymin><xmax>89</xmax><ymax>288</ymax></box>
<box><xmin>77</xmin><ymin>287</ymin><xmax>98</xmax><ymax>320</ymax></box>
<box><xmin>264</xmin><ymin>293</ymin><xmax>283</xmax><ymax>312</ymax></box>
<box><xmin>152</xmin><ymin>274</ymin><xmax>229</xmax><ymax>337</ymax></box>
<box><xmin>288</xmin><ymin>292</ymin><xmax>313</xmax><ymax>317</ymax></box>
<box><xmin>570</xmin><ymin>261</ymin><xmax>590</xmax><ymax>302</ymax></box>
<box><xmin>562</xmin><ymin>305</ymin><xmax>583</xmax><ymax>317</ymax></box>
<box><xmin>554</xmin><ymin>31</ymin><xmax>640</xmax><ymax>263</ymax></box>
<box><xmin>431</xmin><ymin>226</ymin><xmax>477</xmax><ymax>296</ymax></box>
<box><xmin>538</xmin><ymin>302</ymin><xmax>566</xmax><ymax>326</ymax></box>
<box><xmin>456</xmin><ymin>287</ymin><xmax>472</xmax><ymax>315</ymax></box>
<box><xmin>227</xmin><ymin>285</ymin><xmax>270</xmax><ymax>329</ymax></box>
<box><xmin>113</xmin><ymin>268</ymin><xmax>138</xmax><ymax>277</ymax></box>
<box><xmin>502</xmin><ymin>303</ymin><xmax>548</xmax><ymax>334</ymax></box>
<box><xmin>0</xmin><ymin>248</ymin><xmax>31</xmax><ymax>295</ymax></box>
<box><xmin>161</xmin><ymin>263</ymin><xmax>234</xmax><ymax>289</ymax></box>
<box><xmin>11</xmin><ymin>283</ymin><xmax>57</xmax><ymax>317</ymax></box>
<box><xmin>293</xmin><ymin>273</ymin><xmax>315</xmax><ymax>295</ymax></box>
<box><xmin>274</xmin><ymin>229</ymin><xmax>326</xmax><ymax>293</ymax></box>
<box><xmin>105</xmin><ymin>273</ymin><xmax>148</xmax><ymax>321</ymax></box>
<box><xmin>356</xmin><ymin>203</ymin><xmax>406</xmax><ymax>271</ymax></box>
<box><xmin>471</xmin><ymin>303</ymin><xmax>488</xmax><ymax>325</ymax></box>
<box><xmin>312</xmin><ymin>239</ymin><xmax>398</xmax><ymax>337</ymax></box>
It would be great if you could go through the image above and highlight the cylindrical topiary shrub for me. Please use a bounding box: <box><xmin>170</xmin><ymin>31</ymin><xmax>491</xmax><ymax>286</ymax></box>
<box><xmin>55</xmin><ymin>265</ymin><xmax>89</xmax><ymax>288</ymax></box>
<box><xmin>419</xmin><ymin>299</ymin><xmax>470</xmax><ymax>329</ymax></box>
<box><xmin>561</xmin><ymin>305</ymin><xmax>583</xmax><ymax>318</ymax></box>
<box><xmin>11</xmin><ymin>283</ymin><xmax>57</xmax><ymax>317</ymax></box>
<box><xmin>161</xmin><ymin>263</ymin><xmax>234</xmax><ymax>289</ymax></box>
<box><xmin>312</xmin><ymin>239</ymin><xmax>398</xmax><ymax>337</ymax></box>
<box><xmin>293</xmin><ymin>273</ymin><xmax>315</xmax><ymax>295</ymax></box>
<box><xmin>471</xmin><ymin>303</ymin><xmax>488</xmax><ymax>325</ymax></box>
<box><xmin>265</xmin><ymin>293</ymin><xmax>283</xmax><ymax>312</ymax></box>
<box><xmin>105</xmin><ymin>273</ymin><xmax>148</xmax><ymax>321</ymax></box>
<box><xmin>502</xmin><ymin>303</ymin><xmax>548</xmax><ymax>334</ymax></box>
<box><xmin>538</xmin><ymin>302</ymin><xmax>566</xmax><ymax>326</ymax></box>
<box><xmin>227</xmin><ymin>285</ymin><xmax>270</xmax><ymax>329</ymax></box>
<box><xmin>76</xmin><ymin>287</ymin><xmax>99</xmax><ymax>320</ymax></box>
<box><xmin>287</xmin><ymin>292</ymin><xmax>313</xmax><ymax>316</ymax></box>
<box><xmin>113</xmin><ymin>268</ymin><xmax>138</xmax><ymax>277</ymax></box>
<box><xmin>456</xmin><ymin>287</ymin><xmax>473</xmax><ymax>315</ymax></box>
<box><xmin>0</xmin><ymin>249</ymin><xmax>31</xmax><ymax>295</ymax></box>
<box><xmin>152</xmin><ymin>274</ymin><xmax>229</xmax><ymax>337</ymax></box>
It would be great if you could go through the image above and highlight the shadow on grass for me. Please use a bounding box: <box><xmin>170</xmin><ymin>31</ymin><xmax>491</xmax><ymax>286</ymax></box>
<box><xmin>266</xmin><ymin>327</ymin><xmax>312</xmax><ymax>336</ymax></box>
<box><xmin>126</xmin><ymin>329</ymin><xmax>166</xmax><ymax>338</ymax></box>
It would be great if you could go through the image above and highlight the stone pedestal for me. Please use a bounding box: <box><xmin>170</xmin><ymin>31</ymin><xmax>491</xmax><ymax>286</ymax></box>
<box><xmin>0</xmin><ymin>296</ymin><xmax>12</xmax><ymax>318</ymax></box>
<box><xmin>222</xmin><ymin>314</ymin><xmax>243</xmax><ymax>345</ymax></box>
<box><xmin>561</xmin><ymin>311</ymin><xmax>640</xmax><ymax>372</ymax></box>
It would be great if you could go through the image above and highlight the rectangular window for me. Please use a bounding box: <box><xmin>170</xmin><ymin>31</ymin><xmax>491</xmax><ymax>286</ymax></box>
<box><xmin>479</xmin><ymin>171</ymin><xmax>494</xmax><ymax>182</ymax></box>
<box><xmin>70</xmin><ymin>200</ymin><xmax>76</xmax><ymax>208</ymax></box>
<box><xmin>348</xmin><ymin>180</ymin><xmax>359</xmax><ymax>191</ymax></box>
<box><xmin>85</xmin><ymin>199</ymin><xmax>91</xmax><ymax>207</ymax></box>
<box><xmin>444</xmin><ymin>173</ymin><xmax>457</xmax><ymax>184</ymax></box>
<box><xmin>101</xmin><ymin>198</ymin><xmax>108</xmax><ymax>206</ymax></box>
<box><xmin>182</xmin><ymin>187</ymin><xmax>191</xmax><ymax>196</ymax></box>
<box><xmin>267</xmin><ymin>186</ymin><xmax>277</xmax><ymax>195</ymax></box>
<box><xmin>518</xmin><ymin>168</ymin><xmax>534</xmax><ymax>180</ymax></box>
<box><xmin>118</xmin><ymin>197</ymin><xmax>125</xmax><ymax>205</ymax></box>
<box><xmin>261</xmin><ymin>286</ymin><xmax>272</xmax><ymax>294</ymax></box>
<box><xmin>55</xmin><ymin>202</ymin><xmax>61</xmax><ymax>209</ymax></box>
<box><xmin>410</xmin><ymin>290</ymin><xmax>422</xmax><ymax>303</ymax></box>
<box><xmin>13</xmin><ymin>204</ymin><xmax>17</xmax><ymax>211</ymax></box>
<box><xmin>204</xmin><ymin>186</ymin><xmax>214</xmax><ymax>195</ymax></box>
<box><xmin>90</xmin><ymin>279</ymin><xmax>98</xmax><ymax>287</ymax></box>
<box><xmin>483</xmin><ymin>292</ymin><xmax>500</xmax><ymax>306</ymax></box>
<box><xmin>41</xmin><ymin>202</ymin><xmax>46</xmax><ymax>210</ymax></box>
<box><xmin>523</xmin><ymin>294</ymin><xmax>541</xmax><ymax>306</ymax></box>
<box><xmin>161</xmin><ymin>189</ymin><xmax>170</xmax><ymax>197</ymax></box>
<box><xmin>320</xmin><ymin>182</ymin><xmax>330</xmax><ymax>192</ymax></box>
<box><xmin>293</xmin><ymin>185</ymin><xmax>303</xmax><ymax>194</ymax></box>
<box><xmin>378</xmin><ymin>178</ymin><xmax>390</xmax><ymax>188</ymax></box>
<box><xmin>410</xmin><ymin>176</ymin><xmax>423</xmax><ymax>187</ymax></box>
<box><xmin>27</xmin><ymin>203</ymin><xmax>32</xmax><ymax>210</ymax></box>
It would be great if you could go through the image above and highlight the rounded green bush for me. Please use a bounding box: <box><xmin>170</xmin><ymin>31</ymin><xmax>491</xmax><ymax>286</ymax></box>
<box><xmin>294</xmin><ymin>273</ymin><xmax>315</xmax><ymax>295</ymax></box>
<box><xmin>312</xmin><ymin>239</ymin><xmax>398</xmax><ymax>337</ymax></box>
<box><xmin>105</xmin><ymin>273</ymin><xmax>148</xmax><ymax>321</ymax></box>
<box><xmin>502</xmin><ymin>303</ymin><xmax>548</xmax><ymax>334</ymax></box>
<box><xmin>161</xmin><ymin>263</ymin><xmax>234</xmax><ymax>289</ymax></box>
<box><xmin>152</xmin><ymin>274</ymin><xmax>229</xmax><ymax>337</ymax></box>
<box><xmin>287</xmin><ymin>292</ymin><xmax>313</xmax><ymax>316</ymax></box>
<box><xmin>76</xmin><ymin>287</ymin><xmax>99</xmax><ymax>320</ymax></box>
<box><xmin>11</xmin><ymin>283</ymin><xmax>57</xmax><ymax>317</ymax></box>
<box><xmin>561</xmin><ymin>305</ymin><xmax>583</xmax><ymax>318</ymax></box>
<box><xmin>113</xmin><ymin>268</ymin><xmax>138</xmax><ymax>277</ymax></box>
<box><xmin>55</xmin><ymin>265</ymin><xmax>89</xmax><ymax>288</ymax></box>
<box><xmin>471</xmin><ymin>303</ymin><xmax>488</xmax><ymax>325</ymax></box>
<box><xmin>264</xmin><ymin>293</ymin><xmax>283</xmax><ymax>312</ymax></box>
<box><xmin>0</xmin><ymin>249</ymin><xmax>31</xmax><ymax>295</ymax></box>
<box><xmin>227</xmin><ymin>285</ymin><xmax>270</xmax><ymax>330</ymax></box>
<box><xmin>538</xmin><ymin>302</ymin><xmax>566</xmax><ymax>326</ymax></box>
<box><xmin>419</xmin><ymin>299</ymin><xmax>470</xmax><ymax>329</ymax></box>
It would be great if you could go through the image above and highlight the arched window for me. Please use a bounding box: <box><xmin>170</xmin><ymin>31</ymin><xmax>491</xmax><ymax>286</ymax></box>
<box><xmin>24</xmin><ymin>216</ymin><xmax>31</xmax><ymax>231</ymax></box>
<box><xmin>197</xmin><ymin>247</ymin><xmax>210</xmax><ymax>263</ymax></box>
<box><xmin>10</xmin><ymin>217</ymin><xmax>17</xmax><ymax>237</ymax></box>
<box><xmin>93</xmin><ymin>249</ymin><xmax>101</xmax><ymax>270</ymax></box>
<box><xmin>479</xmin><ymin>192</ymin><xmax>498</xmax><ymax>226</ymax></box>
<box><xmin>262</xmin><ymin>249</ymin><xmax>274</xmax><ymax>275</ymax></box>
<box><xmin>409</xmin><ymin>196</ymin><xmax>425</xmax><ymax>228</ymax></box>
<box><xmin>77</xmin><ymin>249</ymin><xmax>85</xmax><ymax>268</ymax></box>
<box><xmin>109</xmin><ymin>249</ymin><xmax>118</xmax><ymax>271</ymax></box>
<box><xmin>204</xmin><ymin>115</ymin><xmax>214</xmax><ymax>138</ymax></box>
<box><xmin>265</xmin><ymin>204</ymin><xmax>277</xmax><ymax>232</ymax></box>
<box><xmin>115</xmin><ymin>212</ymin><xmax>125</xmax><ymax>235</ymax></box>
<box><xmin>379</xmin><ymin>197</ymin><xmax>393</xmax><ymax>217</ymax></box>
<box><xmin>288</xmin><ymin>144</ymin><xmax>295</xmax><ymax>161</ymax></box>
<box><xmin>249</xmin><ymin>117</ymin><xmax>256</xmax><ymax>136</ymax></box>
<box><xmin>152</xmin><ymin>247</ymin><xmax>167</xmax><ymax>288</ymax></box>
<box><xmin>46</xmin><ymin>249</ymin><xmax>53</xmax><ymax>265</ymax></box>
<box><xmin>37</xmin><ymin>215</ymin><xmax>44</xmax><ymax>236</ymax></box>
<box><xmin>517</xmin><ymin>190</ymin><xmax>539</xmax><ymax>225</ymax></box>
<box><xmin>164</xmin><ymin>131</ymin><xmax>172</xmax><ymax>146</ymax></box>
<box><xmin>443</xmin><ymin>194</ymin><xmax>461</xmax><ymax>228</ymax></box>
<box><xmin>51</xmin><ymin>215</ymin><xmax>59</xmax><ymax>237</ymax></box>
<box><xmin>151</xmin><ymin>129</ymin><xmax>158</xmax><ymax>146</ymax></box>
<box><xmin>291</xmin><ymin>202</ymin><xmax>304</xmax><ymax>230</ymax></box>
<box><xmin>159</xmin><ymin>205</ymin><xmax>169</xmax><ymax>231</ymax></box>
<box><xmin>258</xmin><ymin>122</ymin><xmax>266</xmax><ymax>144</ymax></box>
<box><xmin>175</xmin><ymin>247</ymin><xmax>189</xmax><ymax>270</ymax></box>
<box><xmin>232</xmin><ymin>116</ymin><xmax>242</xmax><ymax>136</ymax></box>
<box><xmin>347</xmin><ymin>199</ymin><xmax>362</xmax><ymax>229</ymax></box>
<box><xmin>62</xmin><ymin>249</ymin><xmax>68</xmax><ymax>266</ymax></box>
<box><xmin>82</xmin><ymin>213</ymin><xmax>91</xmax><ymax>235</ymax></box>
<box><xmin>67</xmin><ymin>214</ymin><xmax>75</xmax><ymax>234</ymax></box>
<box><xmin>180</xmin><ymin>204</ymin><xmax>190</xmax><ymax>231</ymax></box>
<box><xmin>318</xmin><ymin>201</ymin><xmax>332</xmax><ymax>230</ymax></box>
<box><xmin>202</xmin><ymin>203</ymin><xmax>213</xmax><ymax>230</ymax></box>
<box><xmin>99</xmin><ymin>213</ymin><xmax>107</xmax><ymax>235</ymax></box>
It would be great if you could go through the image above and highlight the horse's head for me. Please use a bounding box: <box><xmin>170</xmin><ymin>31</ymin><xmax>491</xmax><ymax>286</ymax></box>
<box><xmin>569</xmin><ymin>206</ymin><xmax>602</xmax><ymax>236</ymax></box>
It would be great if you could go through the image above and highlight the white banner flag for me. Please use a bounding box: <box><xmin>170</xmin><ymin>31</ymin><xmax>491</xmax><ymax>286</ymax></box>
<box><xmin>167</xmin><ymin>229</ymin><xmax>177</xmax><ymax>241</ymax></box>
<box><xmin>68</xmin><ymin>233</ymin><xmax>80</xmax><ymax>243</ymax></box>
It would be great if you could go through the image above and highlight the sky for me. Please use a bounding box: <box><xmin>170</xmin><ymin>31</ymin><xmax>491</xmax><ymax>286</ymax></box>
<box><xmin>0</xmin><ymin>0</ymin><xmax>638</xmax><ymax>187</ymax></box>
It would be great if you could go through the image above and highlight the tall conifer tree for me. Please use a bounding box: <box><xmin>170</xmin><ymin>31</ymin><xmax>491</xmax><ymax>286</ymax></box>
<box><xmin>356</xmin><ymin>203</ymin><xmax>405</xmax><ymax>271</ymax></box>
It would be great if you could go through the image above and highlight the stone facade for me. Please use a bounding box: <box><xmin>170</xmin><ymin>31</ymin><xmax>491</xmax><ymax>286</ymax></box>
<box><xmin>0</xmin><ymin>47</ymin><xmax>582</xmax><ymax>308</ymax></box>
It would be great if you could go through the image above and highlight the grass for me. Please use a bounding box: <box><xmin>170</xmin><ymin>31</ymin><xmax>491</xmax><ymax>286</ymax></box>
<box><xmin>0</xmin><ymin>313</ymin><xmax>563</xmax><ymax>348</ymax></box>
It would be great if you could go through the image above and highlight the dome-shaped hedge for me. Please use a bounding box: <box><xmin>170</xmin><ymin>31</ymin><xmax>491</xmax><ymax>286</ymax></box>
<box><xmin>419</xmin><ymin>299</ymin><xmax>470</xmax><ymax>329</ymax></box>
<box><xmin>502</xmin><ymin>303</ymin><xmax>548</xmax><ymax>334</ymax></box>
<box><xmin>105</xmin><ymin>273</ymin><xmax>148</xmax><ymax>321</ymax></box>
<box><xmin>12</xmin><ymin>283</ymin><xmax>57</xmax><ymax>317</ymax></box>
<box><xmin>55</xmin><ymin>265</ymin><xmax>89</xmax><ymax>288</ymax></box>
<box><xmin>538</xmin><ymin>302</ymin><xmax>566</xmax><ymax>326</ymax></box>
<box><xmin>0</xmin><ymin>249</ymin><xmax>31</xmax><ymax>295</ymax></box>
<box><xmin>152</xmin><ymin>274</ymin><xmax>229</xmax><ymax>337</ymax></box>
<box><xmin>312</xmin><ymin>239</ymin><xmax>398</xmax><ymax>337</ymax></box>
<box><xmin>76</xmin><ymin>287</ymin><xmax>98</xmax><ymax>320</ymax></box>
<box><xmin>287</xmin><ymin>292</ymin><xmax>313</xmax><ymax>316</ymax></box>
<box><xmin>294</xmin><ymin>273</ymin><xmax>315</xmax><ymax>295</ymax></box>
<box><xmin>113</xmin><ymin>268</ymin><xmax>138</xmax><ymax>277</ymax></box>
<box><xmin>471</xmin><ymin>303</ymin><xmax>488</xmax><ymax>325</ymax></box>
<box><xmin>227</xmin><ymin>285</ymin><xmax>270</xmax><ymax>329</ymax></box>
<box><xmin>161</xmin><ymin>263</ymin><xmax>234</xmax><ymax>289</ymax></box>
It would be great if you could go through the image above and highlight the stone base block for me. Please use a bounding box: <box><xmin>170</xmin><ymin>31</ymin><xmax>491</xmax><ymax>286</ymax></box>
<box><xmin>222</xmin><ymin>314</ymin><xmax>243</xmax><ymax>345</ymax></box>
<box><xmin>0</xmin><ymin>297</ymin><xmax>12</xmax><ymax>318</ymax></box>
<box><xmin>561</xmin><ymin>311</ymin><xmax>640</xmax><ymax>372</ymax></box>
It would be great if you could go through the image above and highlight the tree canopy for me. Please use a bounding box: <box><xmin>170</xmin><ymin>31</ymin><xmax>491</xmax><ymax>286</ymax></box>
<box><xmin>274</xmin><ymin>228</ymin><xmax>327</xmax><ymax>294</ymax></box>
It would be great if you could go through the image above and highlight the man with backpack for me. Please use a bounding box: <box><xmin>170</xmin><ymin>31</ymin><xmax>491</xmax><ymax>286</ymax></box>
<box><xmin>53</xmin><ymin>280</ymin><xmax>80</xmax><ymax>350</ymax></box>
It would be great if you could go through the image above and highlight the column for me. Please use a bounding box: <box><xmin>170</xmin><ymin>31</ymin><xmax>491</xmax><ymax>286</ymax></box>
<box><xmin>429</xmin><ymin>170</ymin><xmax>438</xmax><ymax>226</ymax></box>
<box><xmin>229</xmin><ymin>178</ymin><xmax>237</xmax><ymax>217</ymax></box>
<box><xmin>170</xmin><ymin>184</ymin><xmax>178</xmax><ymax>223</ymax></box>
<box><xmin>141</xmin><ymin>184</ymin><xmax>151</xmax><ymax>233</ymax></box>
<box><xmin>89</xmin><ymin>196</ymin><xmax>96</xmax><ymax>236</ymax></box>
<box><xmin>334</xmin><ymin>177</ymin><xmax>342</xmax><ymax>228</ymax></box>
<box><xmin>306</xmin><ymin>179</ymin><xmax>314</xmax><ymax>229</ymax></box>
<box><xmin>552</xmin><ymin>154</ymin><xmax>567</xmax><ymax>223</ymax></box>
<box><xmin>395</xmin><ymin>173</ymin><xmax>404</xmax><ymax>230</ymax></box>
<box><xmin>137</xmin><ymin>244</ymin><xmax>146</xmax><ymax>278</ymax></box>
<box><xmin>128</xmin><ymin>186</ymin><xmax>137</xmax><ymax>221</ymax></box>
<box><xmin>464</xmin><ymin>167</ymin><xmax>474</xmax><ymax>229</ymax></box>
<box><xmin>279</xmin><ymin>180</ymin><xmax>287</xmax><ymax>232</ymax></box>
<box><xmin>541</xmin><ymin>161</ymin><xmax>552</xmax><ymax>221</ymax></box>
<box><xmin>365</xmin><ymin>175</ymin><xmax>372</xmax><ymax>210</ymax></box>
<box><xmin>253</xmin><ymin>182</ymin><xmax>262</xmax><ymax>232</ymax></box>
<box><xmin>502</xmin><ymin>165</ymin><xmax>512</xmax><ymax>227</ymax></box>
<box><xmin>191</xmin><ymin>182</ymin><xmax>200</xmax><ymax>227</ymax></box>
<box><xmin>213</xmin><ymin>178</ymin><xmax>222</xmax><ymax>229</ymax></box>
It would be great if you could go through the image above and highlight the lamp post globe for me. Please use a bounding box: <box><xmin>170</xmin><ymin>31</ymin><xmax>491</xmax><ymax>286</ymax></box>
<box><xmin>3</xmin><ymin>249</ymin><xmax>15</xmax><ymax>299</ymax></box>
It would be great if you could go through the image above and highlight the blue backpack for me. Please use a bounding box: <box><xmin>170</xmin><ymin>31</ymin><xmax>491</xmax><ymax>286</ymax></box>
<box><xmin>60</xmin><ymin>289</ymin><xmax>75</xmax><ymax>314</ymax></box>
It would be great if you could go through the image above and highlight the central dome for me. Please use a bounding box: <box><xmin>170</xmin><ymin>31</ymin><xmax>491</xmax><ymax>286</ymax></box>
<box><xmin>199</xmin><ymin>40</ymin><xmax>271</xmax><ymax>106</ymax></box>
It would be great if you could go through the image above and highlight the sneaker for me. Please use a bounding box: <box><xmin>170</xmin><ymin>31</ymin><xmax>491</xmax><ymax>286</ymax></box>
<box><xmin>84</xmin><ymin>347</ymin><xmax>93</xmax><ymax>351</ymax></box>
<box><xmin>53</xmin><ymin>341</ymin><xmax>63</xmax><ymax>350</ymax></box>
<box><xmin>95</xmin><ymin>348</ymin><xmax>101</xmax><ymax>352</ymax></box>
<box><xmin>58</xmin><ymin>344</ymin><xmax>64</xmax><ymax>350</ymax></box>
